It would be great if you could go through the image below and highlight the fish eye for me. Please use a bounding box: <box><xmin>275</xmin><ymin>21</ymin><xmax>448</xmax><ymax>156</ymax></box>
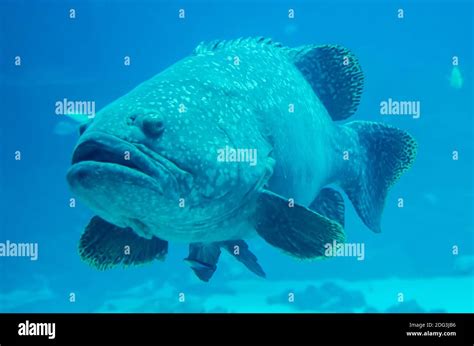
<box><xmin>79</xmin><ymin>122</ymin><xmax>90</xmax><ymax>136</ymax></box>
<box><xmin>142</xmin><ymin>118</ymin><xmax>165</xmax><ymax>138</ymax></box>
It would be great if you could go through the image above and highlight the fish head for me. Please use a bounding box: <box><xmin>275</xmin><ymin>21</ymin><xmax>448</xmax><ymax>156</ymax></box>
<box><xmin>66</xmin><ymin>82</ymin><xmax>270</xmax><ymax>237</ymax></box>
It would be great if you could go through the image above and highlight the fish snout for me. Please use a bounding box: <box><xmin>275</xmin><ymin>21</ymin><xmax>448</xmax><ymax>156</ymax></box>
<box><xmin>129</xmin><ymin>113</ymin><xmax>165</xmax><ymax>139</ymax></box>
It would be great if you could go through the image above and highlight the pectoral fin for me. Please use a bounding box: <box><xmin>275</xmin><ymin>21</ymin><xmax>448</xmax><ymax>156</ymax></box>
<box><xmin>79</xmin><ymin>216</ymin><xmax>168</xmax><ymax>270</ymax></box>
<box><xmin>255</xmin><ymin>190</ymin><xmax>345</xmax><ymax>259</ymax></box>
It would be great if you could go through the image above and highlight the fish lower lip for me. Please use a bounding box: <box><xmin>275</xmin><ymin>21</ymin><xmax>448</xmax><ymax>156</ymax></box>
<box><xmin>71</xmin><ymin>133</ymin><xmax>165</xmax><ymax>180</ymax></box>
<box><xmin>133</xmin><ymin>143</ymin><xmax>193</xmax><ymax>178</ymax></box>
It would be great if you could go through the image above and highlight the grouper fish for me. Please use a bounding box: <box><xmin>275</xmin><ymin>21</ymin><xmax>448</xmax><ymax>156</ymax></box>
<box><xmin>67</xmin><ymin>37</ymin><xmax>417</xmax><ymax>281</ymax></box>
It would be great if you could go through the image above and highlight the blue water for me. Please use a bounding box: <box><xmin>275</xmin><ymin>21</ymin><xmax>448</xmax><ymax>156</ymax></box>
<box><xmin>1</xmin><ymin>0</ymin><xmax>473</xmax><ymax>313</ymax></box>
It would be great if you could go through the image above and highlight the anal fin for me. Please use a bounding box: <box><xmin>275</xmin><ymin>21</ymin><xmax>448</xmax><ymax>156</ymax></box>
<box><xmin>309</xmin><ymin>188</ymin><xmax>345</xmax><ymax>227</ymax></box>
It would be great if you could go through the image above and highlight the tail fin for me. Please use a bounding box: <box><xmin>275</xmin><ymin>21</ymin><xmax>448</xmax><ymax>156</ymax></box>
<box><xmin>341</xmin><ymin>121</ymin><xmax>417</xmax><ymax>233</ymax></box>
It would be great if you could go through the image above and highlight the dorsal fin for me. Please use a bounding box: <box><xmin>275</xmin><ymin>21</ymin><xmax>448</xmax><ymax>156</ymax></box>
<box><xmin>193</xmin><ymin>36</ymin><xmax>285</xmax><ymax>55</ymax></box>
<box><xmin>289</xmin><ymin>44</ymin><xmax>364</xmax><ymax>121</ymax></box>
<box><xmin>193</xmin><ymin>38</ymin><xmax>364</xmax><ymax>120</ymax></box>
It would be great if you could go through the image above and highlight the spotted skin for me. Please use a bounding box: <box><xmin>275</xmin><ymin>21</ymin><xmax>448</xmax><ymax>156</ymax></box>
<box><xmin>67</xmin><ymin>37</ymin><xmax>416</xmax><ymax>247</ymax></box>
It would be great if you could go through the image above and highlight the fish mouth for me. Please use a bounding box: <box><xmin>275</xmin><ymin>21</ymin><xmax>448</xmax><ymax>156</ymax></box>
<box><xmin>70</xmin><ymin>132</ymin><xmax>191</xmax><ymax>193</ymax></box>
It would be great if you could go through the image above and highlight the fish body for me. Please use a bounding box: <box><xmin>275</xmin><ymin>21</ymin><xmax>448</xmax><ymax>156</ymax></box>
<box><xmin>67</xmin><ymin>38</ymin><xmax>417</xmax><ymax>280</ymax></box>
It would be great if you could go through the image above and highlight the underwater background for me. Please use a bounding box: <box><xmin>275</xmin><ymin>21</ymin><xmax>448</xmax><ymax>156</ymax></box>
<box><xmin>0</xmin><ymin>0</ymin><xmax>473</xmax><ymax>313</ymax></box>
